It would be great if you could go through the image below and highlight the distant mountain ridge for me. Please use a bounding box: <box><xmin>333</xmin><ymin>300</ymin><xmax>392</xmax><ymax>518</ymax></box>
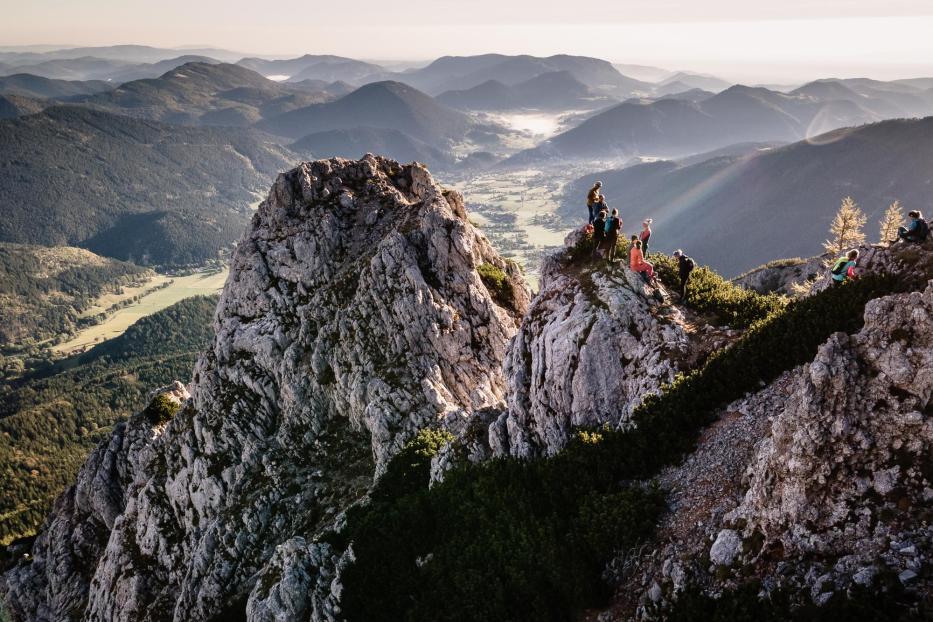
<box><xmin>257</xmin><ymin>80</ymin><xmax>474</xmax><ymax>144</ymax></box>
<box><xmin>510</xmin><ymin>80</ymin><xmax>933</xmax><ymax>165</ymax></box>
<box><xmin>436</xmin><ymin>70</ymin><xmax>615</xmax><ymax>111</ymax></box>
<box><xmin>0</xmin><ymin>73</ymin><xmax>112</xmax><ymax>98</ymax></box>
<box><xmin>75</xmin><ymin>62</ymin><xmax>334</xmax><ymax>126</ymax></box>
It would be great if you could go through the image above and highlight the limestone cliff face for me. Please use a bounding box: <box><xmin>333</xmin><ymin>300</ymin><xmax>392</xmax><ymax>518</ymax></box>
<box><xmin>615</xmin><ymin>280</ymin><xmax>933</xmax><ymax>618</ymax></box>
<box><xmin>488</xmin><ymin>230</ymin><xmax>737</xmax><ymax>459</ymax></box>
<box><xmin>1</xmin><ymin>156</ymin><xmax>527</xmax><ymax>622</ymax></box>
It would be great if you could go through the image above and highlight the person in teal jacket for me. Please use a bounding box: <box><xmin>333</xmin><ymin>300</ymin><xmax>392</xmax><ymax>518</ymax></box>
<box><xmin>831</xmin><ymin>249</ymin><xmax>859</xmax><ymax>284</ymax></box>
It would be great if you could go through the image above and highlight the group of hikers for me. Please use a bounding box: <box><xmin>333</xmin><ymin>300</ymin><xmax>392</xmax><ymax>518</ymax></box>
<box><xmin>585</xmin><ymin>182</ymin><xmax>930</xmax><ymax>295</ymax></box>
<box><xmin>830</xmin><ymin>210</ymin><xmax>928</xmax><ymax>284</ymax></box>
<box><xmin>585</xmin><ymin>181</ymin><xmax>695</xmax><ymax>302</ymax></box>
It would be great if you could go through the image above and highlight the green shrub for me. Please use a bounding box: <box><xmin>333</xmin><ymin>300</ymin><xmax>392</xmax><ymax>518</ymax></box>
<box><xmin>477</xmin><ymin>263</ymin><xmax>517</xmax><ymax>310</ymax></box>
<box><xmin>663</xmin><ymin>582</ymin><xmax>928</xmax><ymax>621</ymax></box>
<box><xmin>336</xmin><ymin>270</ymin><xmax>914</xmax><ymax>622</ymax></box>
<box><xmin>653</xmin><ymin>255</ymin><xmax>786</xmax><ymax>329</ymax></box>
<box><xmin>143</xmin><ymin>393</ymin><xmax>180</xmax><ymax>426</ymax></box>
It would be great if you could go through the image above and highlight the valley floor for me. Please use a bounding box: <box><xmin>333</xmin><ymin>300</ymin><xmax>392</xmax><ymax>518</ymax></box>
<box><xmin>51</xmin><ymin>267</ymin><xmax>228</xmax><ymax>356</ymax></box>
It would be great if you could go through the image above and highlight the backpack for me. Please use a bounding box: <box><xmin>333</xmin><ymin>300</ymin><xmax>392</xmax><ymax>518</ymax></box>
<box><xmin>831</xmin><ymin>258</ymin><xmax>849</xmax><ymax>276</ymax></box>
<box><xmin>680</xmin><ymin>256</ymin><xmax>695</xmax><ymax>273</ymax></box>
<box><xmin>605</xmin><ymin>217</ymin><xmax>620</xmax><ymax>235</ymax></box>
<box><xmin>916</xmin><ymin>218</ymin><xmax>929</xmax><ymax>241</ymax></box>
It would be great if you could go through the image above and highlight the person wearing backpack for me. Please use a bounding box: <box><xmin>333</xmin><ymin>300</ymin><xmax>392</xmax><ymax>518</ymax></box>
<box><xmin>639</xmin><ymin>219</ymin><xmax>653</xmax><ymax>257</ymax></box>
<box><xmin>673</xmin><ymin>249</ymin><xmax>695</xmax><ymax>302</ymax></box>
<box><xmin>586</xmin><ymin>181</ymin><xmax>603</xmax><ymax>224</ymax></box>
<box><xmin>591</xmin><ymin>209</ymin><xmax>608</xmax><ymax>260</ymax></box>
<box><xmin>604</xmin><ymin>208</ymin><xmax>622</xmax><ymax>263</ymax></box>
<box><xmin>897</xmin><ymin>210</ymin><xmax>929</xmax><ymax>243</ymax></box>
<box><xmin>831</xmin><ymin>249</ymin><xmax>859</xmax><ymax>285</ymax></box>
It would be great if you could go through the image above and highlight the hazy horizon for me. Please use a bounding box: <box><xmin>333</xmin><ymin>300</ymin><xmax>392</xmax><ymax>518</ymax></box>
<box><xmin>5</xmin><ymin>1</ymin><xmax>933</xmax><ymax>83</ymax></box>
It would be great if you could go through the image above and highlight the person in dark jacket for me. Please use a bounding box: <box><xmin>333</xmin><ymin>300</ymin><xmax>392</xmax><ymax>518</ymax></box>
<box><xmin>673</xmin><ymin>249</ymin><xmax>695</xmax><ymax>302</ymax></box>
<box><xmin>897</xmin><ymin>210</ymin><xmax>929</xmax><ymax>243</ymax></box>
<box><xmin>586</xmin><ymin>181</ymin><xmax>603</xmax><ymax>224</ymax></box>
<box><xmin>591</xmin><ymin>209</ymin><xmax>607</xmax><ymax>260</ymax></box>
<box><xmin>604</xmin><ymin>208</ymin><xmax>622</xmax><ymax>264</ymax></box>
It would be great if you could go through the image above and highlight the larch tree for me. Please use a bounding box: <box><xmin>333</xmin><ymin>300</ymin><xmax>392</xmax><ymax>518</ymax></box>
<box><xmin>823</xmin><ymin>196</ymin><xmax>867</xmax><ymax>257</ymax></box>
<box><xmin>878</xmin><ymin>200</ymin><xmax>906</xmax><ymax>245</ymax></box>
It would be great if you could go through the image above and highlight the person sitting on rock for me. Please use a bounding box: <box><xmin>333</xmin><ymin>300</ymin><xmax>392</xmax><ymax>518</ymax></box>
<box><xmin>897</xmin><ymin>210</ymin><xmax>929</xmax><ymax>243</ymax></box>
<box><xmin>604</xmin><ymin>208</ymin><xmax>622</xmax><ymax>263</ymax></box>
<box><xmin>831</xmin><ymin>249</ymin><xmax>859</xmax><ymax>285</ymax></box>
<box><xmin>629</xmin><ymin>239</ymin><xmax>655</xmax><ymax>283</ymax></box>
<box><xmin>586</xmin><ymin>181</ymin><xmax>603</xmax><ymax>224</ymax></box>
<box><xmin>673</xmin><ymin>249</ymin><xmax>695</xmax><ymax>303</ymax></box>
<box><xmin>640</xmin><ymin>219</ymin><xmax>653</xmax><ymax>257</ymax></box>
<box><xmin>592</xmin><ymin>209</ymin><xmax>608</xmax><ymax>260</ymax></box>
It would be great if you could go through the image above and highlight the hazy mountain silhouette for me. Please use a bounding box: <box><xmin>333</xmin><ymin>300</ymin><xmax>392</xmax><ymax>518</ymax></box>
<box><xmin>436</xmin><ymin>70</ymin><xmax>615</xmax><ymax>111</ymax></box>
<box><xmin>396</xmin><ymin>54</ymin><xmax>651</xmax><ymax>97</ymax></box>
<box><xmin>508</xmin><ymin>83</ymin><xmax>908</xmax><ymax>164</ymax></box>
<box><xmin>237</xmin><ymin>54</ymin><xmax>387</xmax><ymax>83</ymax></box>
<box><xmin>658</xmin><ymin>71</ymin><xmax>731</xmax><ymax>93</ymax></box>
<box><xmin>560</xmin><ymin>116</ymin><xmax>933</xmax><ymax>275</ymax></box>
<box><xmin>106</xmin><ymin>55</ymin><xmax>223</xmax><ymax>82</ymax></box>
<box><xmin>76</xmin><ymin>62</ymin><xmax>333</xmax><ymax>126</ymax></box>
<box><xmin>0</xmin><ymin>73</ymin><xmax>113</xmax><ymax>99</ymax></box>
<box><xmin>257</xmin><ymin>80</ymin><xmax>474</xmax><ymax>143</ymax></box>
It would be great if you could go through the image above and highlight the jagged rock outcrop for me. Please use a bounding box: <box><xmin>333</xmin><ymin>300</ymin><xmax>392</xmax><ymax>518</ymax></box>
<box><xmin>732</xmin><ymin>255</ymin><xmax>826</xmax><ymax>294</ymax></box>
<box><xmin>1</xmin><ymin>156</ymin><xmax>528</xmax><ymax>622</ymax></box>
<box><xmin>489</xmin><ymin>230</ymin><xmax>698</xmax><ymax>459</ymax></box>
<box><xmin>1</xmin><ymin>382</ymin><xmax>189</xmax><ymax>622</ymax></box>
<box><xmin>612</xmin><ymin>280</ymin><xmax>933</xmax><ymax>618</ymax></box>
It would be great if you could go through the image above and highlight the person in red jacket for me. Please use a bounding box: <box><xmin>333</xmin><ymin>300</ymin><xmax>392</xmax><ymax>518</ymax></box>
<box><xmin>629</xmin><ymin>239</ymin><xmax>655</xmax><ymax>283</ymax></box>
<box><xmin>639</xmin><ymin>219</ymin><xmax>652</xmax><ymax>257</ymax></box>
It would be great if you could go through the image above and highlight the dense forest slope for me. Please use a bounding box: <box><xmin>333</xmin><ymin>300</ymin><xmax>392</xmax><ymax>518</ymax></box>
<box><xmin>0</xmin><ymin>106</ymin><xmax>296</xmax><ymax>266</ymax></box>
<box><xmin>0</xmin><ymin>295</ymin><xmax>217</xmax><ymax>545</ymax></box>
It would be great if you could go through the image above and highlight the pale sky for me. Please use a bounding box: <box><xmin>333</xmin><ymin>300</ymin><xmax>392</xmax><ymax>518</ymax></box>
<box><xmin>5</xmin><ymin>0</ymin><xmax>933</xmax><ymax>82</ymax></box>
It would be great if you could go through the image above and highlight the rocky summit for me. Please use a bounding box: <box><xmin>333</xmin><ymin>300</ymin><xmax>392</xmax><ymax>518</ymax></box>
<box><xmin>1</xmin><ymin>156</ymin><xmax>527</xmax><ymax>621</ymax></box>
<box><xmin>3</xmin><ymin>156</ymin><xmax>933</xmax><ymax>622</ymax></box>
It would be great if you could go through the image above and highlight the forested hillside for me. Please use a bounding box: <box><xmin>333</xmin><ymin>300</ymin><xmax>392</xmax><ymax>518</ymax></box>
<box><xmin>0</xmin><ymin>295</ymin><xmax>216</xmax><ymax>544</ymax></box>
<box><xmin>0</xmin><ymin>243</ymin><xmax>150</xmax><ymax>348</ymax></box>
<box><xmin>0</xmin><ymin>106</ymin><xmax>296</xmax><ymax>266</ymax></box>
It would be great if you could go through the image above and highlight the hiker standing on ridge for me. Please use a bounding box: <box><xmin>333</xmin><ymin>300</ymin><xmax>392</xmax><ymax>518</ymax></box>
<box><xmin>630</xmin><ymin>239</ymin><xmax>655</xmax><ymax>283</ymax></box>
<box><xmin>586</xmin><ymin>181</ymin><xmax>603</xmax><ymax>224</ymax></box>
<box><xmin>673</xmin><ymin>249</ymin><xmax>695</xmax><ymax>303</ymax></box>
<box><xmin>604</xmin><ymin>208</ymin><xmax>622</xmax><ymax>264</ymax></box>
<box><xmin>897</xmin><ymin>210</ymin><xmax>929</xmax><ymax>243</ymax></box>
<box><xmin>640</xmin><ymin>219</ymin><xmax>653</xmax><ymax>257</ymax></box>
<box><xmin>831</xmin><ymin>249</ymin><xmax>859</xmax><ymax>285</ymax></box>
<box><xmin>592</xmin><ymin>209</ymin><xmax>608</xmax><ymax>260</ymax></box>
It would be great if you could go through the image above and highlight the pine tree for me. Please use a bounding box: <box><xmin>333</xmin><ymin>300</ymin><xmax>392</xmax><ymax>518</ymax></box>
<box><xmin>823</xmin><ymin>196</ymin><xmax>867</xmax><ymax>257</ymax></box>
<box><xmin>878</xmin><ymin>200</ymin><xmax>906</xmax><ymax>245</ymax></box>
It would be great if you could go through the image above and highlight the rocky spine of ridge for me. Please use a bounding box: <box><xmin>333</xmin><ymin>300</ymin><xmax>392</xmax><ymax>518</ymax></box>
<box><xmin>607</xmin><ymin>279</ymin><xmax>933</xmax><ymax>619</ymax></box>
<box><xmin>1</xmin><ymin>155</ymin><xmax>528</xmax><ymax>622</ymax></box>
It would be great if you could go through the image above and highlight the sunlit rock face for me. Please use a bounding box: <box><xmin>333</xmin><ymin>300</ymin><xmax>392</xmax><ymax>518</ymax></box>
<box><xmin>1</xmin><ymin>155</ymin><xmax>528</xmax><ymax>622</ymax></box>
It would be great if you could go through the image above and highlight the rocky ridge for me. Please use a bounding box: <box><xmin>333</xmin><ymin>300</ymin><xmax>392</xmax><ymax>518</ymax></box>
<box><xmin>1</xmin><ymin>155</ymin><xmax>528</xmax><ymax>622</ymax></box>
<box><xmin>604</xmin><ymin>269</ymin><xmax>933</xmax><ymax>618</ymax></box>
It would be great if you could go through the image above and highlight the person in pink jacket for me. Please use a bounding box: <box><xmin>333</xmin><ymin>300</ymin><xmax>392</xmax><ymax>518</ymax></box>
<box><xmin>629</xmin><ymin>239</ymin><xmax>655</xmax><ymax>283</ymax></box>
